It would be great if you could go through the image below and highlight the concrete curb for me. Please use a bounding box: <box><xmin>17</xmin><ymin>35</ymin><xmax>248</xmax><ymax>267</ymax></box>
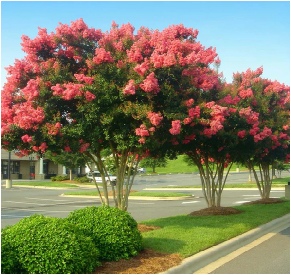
<box><xmin>60</xmin><ymin>194</ymin><xmax>193</xmax><ymax>201</ymax></box>
<box><xmin>162</xmin><ymin>214</ymin><xmax>290</xmax><ymax>274</ymax></box>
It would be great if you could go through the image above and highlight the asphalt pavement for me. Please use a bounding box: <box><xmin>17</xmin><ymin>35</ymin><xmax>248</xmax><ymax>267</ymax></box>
<box><xmin>1</xmin><ymin>171</ymin><xmax>290</xmax><ymax>274</ymax></box>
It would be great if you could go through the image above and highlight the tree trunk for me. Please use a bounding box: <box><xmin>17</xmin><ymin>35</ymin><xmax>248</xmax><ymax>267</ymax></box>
<box><xmin>247</xmin><ymin>160</ymin><xmax>273</xmax><ymax>199</ymax></box>
<box><xmin>189</xmin><ymin>153</ymin><xmax>232</xmax><ymax>208</ymax></box>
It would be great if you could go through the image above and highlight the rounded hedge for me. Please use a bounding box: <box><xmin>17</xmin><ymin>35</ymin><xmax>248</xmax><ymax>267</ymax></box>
<box><xmin>1</xmin><ymin>214</ymin><xmax>100</xmax><ymax>274</ymax></box>
<box><xmin>66</xmin><ymin>206</ymin><xmax>143</xmax><ymax>261</ymax></box>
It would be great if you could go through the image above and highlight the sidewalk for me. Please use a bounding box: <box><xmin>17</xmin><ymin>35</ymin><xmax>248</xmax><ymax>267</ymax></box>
<box><xmin>163</xmin><ymin>214</ymin><xmax>290</xmax><ymax>274</ymax></box>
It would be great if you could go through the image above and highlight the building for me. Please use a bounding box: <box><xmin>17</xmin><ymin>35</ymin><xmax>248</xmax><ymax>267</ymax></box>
<box><xmin>1</xmin><ymin>149</ymin><xmax>85</xmax><ymax>180</ymax></box>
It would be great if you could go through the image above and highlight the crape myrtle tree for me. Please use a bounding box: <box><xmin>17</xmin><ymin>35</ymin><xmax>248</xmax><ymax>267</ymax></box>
<box><xmin>229</xmin><ymin>67</ymin><xmax>290</xmax><ymax>199</ymax></box>
<box><xmin>168</xmin><ymin>80</ymin><xmax>243</xmax><ymax>208</ymax></box>
<box><xmin>1</xmin><ymin>19</ymin><xmax>221</xmax><ymax>210</ymax></box>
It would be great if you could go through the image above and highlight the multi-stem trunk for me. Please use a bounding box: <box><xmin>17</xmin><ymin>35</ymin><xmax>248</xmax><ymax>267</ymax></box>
<box><xmin>247</xmin><ymin>160</ymin><xmax>273</xmax><ymax>199</ymax></box>
<box><xmin>110</xmin><ymin>145</ymin><xmax>141</xmax><ymax>211</ymax></box>
<box><xmin>188</xmin><ymin>153</ymin><xmax>232</xmax><ymax>207</ymax></box>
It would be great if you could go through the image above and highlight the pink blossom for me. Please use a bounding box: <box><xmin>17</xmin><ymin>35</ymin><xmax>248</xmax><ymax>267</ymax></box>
<box><xmin>259</xmin><ymin>126</ymin><xmax>272</xmax><ymax>139</ymax></box>
<box><xmin>147</xmin><ymin>112</ymin><xmax>163</xmax><ymax>126</ymax></box>
<box><xmin>210</xmin><ymin>119</ymin><xmax>224</xmax><ymax>133</ymax></box>
<box><xmin>149</xmin><ymin>127</ymin><xmax>155</xmax><ymax>132</ymax></box>
<box><xmin>185</xmin><ymin>98</ymin><xmax>195</xmax><ymax>107</ymax></box>
<box><xmin>283</xmin><ymin>125</ymin><xmax>289</xmax><ymax>130</ymax></box>
<box><xmin>21</xmin><ymin>134</ymin><xmax>33</xmax><ymax>143</ymax></box>
<box><xmin>239</xmin><ymin>88</ymin><xmax>253</xmax><ymax>99</ymax></box>
<box><xmin>169</xmin><ymin>120</ymin><xmax>181</xmax><ymax>135</ymax></box>
<box><xmin>183</xmin><ymin>117</ymin><xmax>192</xmax><ymax>125</ymax></box>
<box><xmin>279</xmin><ymin>132</ymin><xmax>289</xmax><ymax>140</ymax></box>
<box><xmin>134</xmin><ymin>59</ymin><xmax>150</xmax><ymax>76</ymax></box>
<box><xmin>21</xmin><ymin>78</ymin><xmax>40</xmax><ymax>101</ymax></box>
<box><xmin>138</xmin><ymin>137</ymin><xmax>146</xmax><ymax>144</ymax></box>
<box><xmin>74</xmin><ymin>74</ymin><xmax>94</xmax><ymax>84</ymax></box>
<box><xmin>239</xmin><ymin>107</ymin><xmax>259</xmax><ymax>124</ymax></box>
<box><xmin>188</xmin><ymin>106</ymin><xmax>200</xmax><ymax>118</ymax></box>
<box><xmin>203</xmin><ymin>128</ymin><xmax>213</xmax><ymax>138</ymax></box>
<box><xmin>140</xmin><ymin>72</ymin><xmax>160</xmax><ymax>94</ymax></box>
<box><xmin>46</xmin><ymin>122</ymin><xmax>62</xmax><ymax>135</ymax></box>
<box><xmin>13</xmin><ymin>103</ymin><xmax>45</xmax><ymax>130</ymax></box>
<box><xmin>64</xmin><ymin>146</ymin><xmax>72</xmax><ymax>152</ymax></box>
<box><xmin>135</xmin><ymin>124</ymin><xmax>150</xmax><ymax>137</ymax></box>
<box><xmin>39</xmin><ymin>142</ymin><xmax>48</xmax><ymax>153</ymax></box>
<box><xmin>93</xmin><ymin>48</ymin><xmax>114</xmax><ymax>64</ymax></box>
<box><xmin>123</xmin><ymin>80</ymin><xmax>136</xmax><ymax>95</ymax></box>
<box><xmin>51</xmin><ymin>84</ymin><xmax>64</xmax><ymax>96</ymax></box>
<box><xmin>79</xmin><ymin>142</ymin><xmax>90</xmax><ymax>153</ymax></box>
<box><xmin>254</xmin><ymin>134</ymin><xmax>263</xmax><ymax>143</ymax></box>
<box><xmin>237</xmin><ymin>130</ymin><xmax>246</xmax><ymax>139</ymax></box>
<box><xmin>62</xmin><ymin>83</ymin><xmax>84</xmax><ymax>100</ymax></box>
<box><xmin>85</xmin><ymin>91</ymin><xmax>96</xmax><ymax>101</ymax></box>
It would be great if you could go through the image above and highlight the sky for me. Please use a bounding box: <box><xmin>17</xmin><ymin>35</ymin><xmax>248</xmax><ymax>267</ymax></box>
<box><xmin>1</xmin><ymin>0</ymin><xmax>290</xmax><ymax>88</ymax></box>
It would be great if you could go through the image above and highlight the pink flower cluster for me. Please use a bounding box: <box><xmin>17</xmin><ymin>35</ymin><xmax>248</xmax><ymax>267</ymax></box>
<box><xmin>74</xmin><ymin>74</ymin><xmax>94</xmax><ymax>84</ymax></box>
<box><xmin>201</xmin><ymin>103</ymin><xmax>229</xmax><ymax>137</ymax></box>
<box><xmin>239</xmin><ymin>88</ymin><xmax>253</xmax><ymax>99</ymax></box>
<box><xmin>21</xmin><ymin>134</ymin><xmax>33</xmax><ymax>143</ymax></box>
<box><xmin>135</xmin><ymin>124</ymin><xmax>155</xmax><ymax>144</ymax></box>
<box><xmin>134</xmin><ymin>59</ymin><xmax>150</xmax><ymax>76</ymax></box>
<box><xmin>123</xmin><ymin>80</ymin><xmax>136</xmax><ymax>95</ymax></box>
<box><xmin>51</xmin><ymin>83</ymin><xmax>95</xmax><ymax>102</ymax></box>
<box><xmin>21</xmin><ymin>78</ymin><xmax>40</xmax><ymax>101</ymax></box>
<box><xmin>93</xmin><ymin>48</ymin><xmax>114</xmax><ymax>65</ymax></box>
<box><xmin>13</xmin><ymin>103</ymin><xmax>45</xmax><ymax>130</ymax></box>
<box><xmin>239</xmin><ymin>107</ymin><xmax>259</xmax><ymax>125</ymax></box>
<box><xmin>32</xmin><ymin>142</ymin><xmax>48</xmax><ymax>153</ymax></box>
<box><xmin>139</xmin><ymin>72</ymin><xmax>160</xmax><ymax>94</ymax></box>
<box><xmin>135</xmin><ymin>124</ymin><xmax>150</xmax><ymax>137</ymax></box>
<box><xmin>169</xmin><ymin>120</ymin><xmax>181</xmax><ymax>135</ymax></box>
<box><xmin>52</xmin><ymin>83</ymin><xmax>83</xmax><ymax>100</ymax></box>
<box><xmin>147</xmin><ymin>112</ymin><xmax>163</xmax><ymax>126</ymax></box>
<box><xmin>253</xmin><ymin>126</ymin><xmax>272</xmax><ymax>143</ymax></box>
<box><xmin>46</xmin><ymin>122</ymin><xmax>62</xmax><ymax>135</ymax></box>
<box><xmin>56</xmin><ymin>18</ymin><xmax>102</xmax><ymax>41</ymax></box>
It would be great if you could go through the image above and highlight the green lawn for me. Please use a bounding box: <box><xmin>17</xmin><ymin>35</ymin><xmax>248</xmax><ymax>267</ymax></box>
<box><xmin>140</xmin><ymin>200</ymin><xmax>290</xmax><ymax>258</ymax></box>
<box><xmin>142</xmin><ymin>155</ymin><xmax>252</xmax><ymax>174</ymax></box>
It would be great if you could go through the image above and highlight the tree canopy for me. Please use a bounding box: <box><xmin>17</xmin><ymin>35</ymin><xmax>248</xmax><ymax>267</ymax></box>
<box><xmin>1</xmin><ymin>19</ymin><xmax>289</xmax><ymax>209</ymax></box>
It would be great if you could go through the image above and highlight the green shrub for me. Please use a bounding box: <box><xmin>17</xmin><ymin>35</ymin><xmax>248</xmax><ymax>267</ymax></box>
<box><xmin>51</xmin><ymin>175</ymin><xmax>69</xmax><ymax>181</ymax></box>
<box><xmin>74</xmin><ymin>176</ymin><xmax>90</xmax><ymax>183</ymax></box>
<box><xmin>66</xmin><ymin>206</ymin><xmax>143</xmax><ymax>261</ymax></box>
<box><xmin>1</xmin><ymin>226</ymin><xmax>25</xmax><ymax>274</ymax></box>
<box><xmin>1</xmin><ymin>215</ymin><xmax>100</xmax><ymax>274</ymax></box>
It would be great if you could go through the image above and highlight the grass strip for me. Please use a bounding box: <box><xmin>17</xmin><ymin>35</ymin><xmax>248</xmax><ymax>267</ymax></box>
<box><xmin>12</xmin><ymin>181</ymin><xmax>79</xmax><ymax>188</ymax></box>
<box><xmin>140</xmin><ymin>200</ymin><xmax>290</xmax><ymax>258</ymax></box>
<box><xmin>160</xmin><ymin>177</ymin><xmax>289</xmax><ymax>189</ymax></box>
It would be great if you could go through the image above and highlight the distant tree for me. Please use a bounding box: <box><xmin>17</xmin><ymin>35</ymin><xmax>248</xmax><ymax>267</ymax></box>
<box><xmin>140</xmin><ymin>156</ymin><xmax>168</xmax><ymax>173</ymax></box>
<box><xmin>45</xmin><ymin>151</ymin><xmax>87</xmax><ymax>180</ymax></box>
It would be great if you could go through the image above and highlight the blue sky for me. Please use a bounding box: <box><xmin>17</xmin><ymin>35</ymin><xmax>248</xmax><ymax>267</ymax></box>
<box><xmin>1</xmin><ymin>1</ymin><xmax>290</xmax><ymax>88</ymax></box>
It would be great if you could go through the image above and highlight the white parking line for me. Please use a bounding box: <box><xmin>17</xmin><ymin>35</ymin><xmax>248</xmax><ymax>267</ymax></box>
<box><xmin>182</xmin><ymin>201</ymin><xmax>200</xmax><ymax>204</ymax></box>
<box><xmin>26</xmin><ymin>197</ymin><xmax>71</xmax><ymax>202</ymax></box>
<box><xmin>2</xmin><ymin>207</ymin><xmax>71</xmax><ymax>213</ymax></box>
<box><xmin>234</xmin><ymin>201</ymin><xmax>251</xmax><ymax>204</ymax></box>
